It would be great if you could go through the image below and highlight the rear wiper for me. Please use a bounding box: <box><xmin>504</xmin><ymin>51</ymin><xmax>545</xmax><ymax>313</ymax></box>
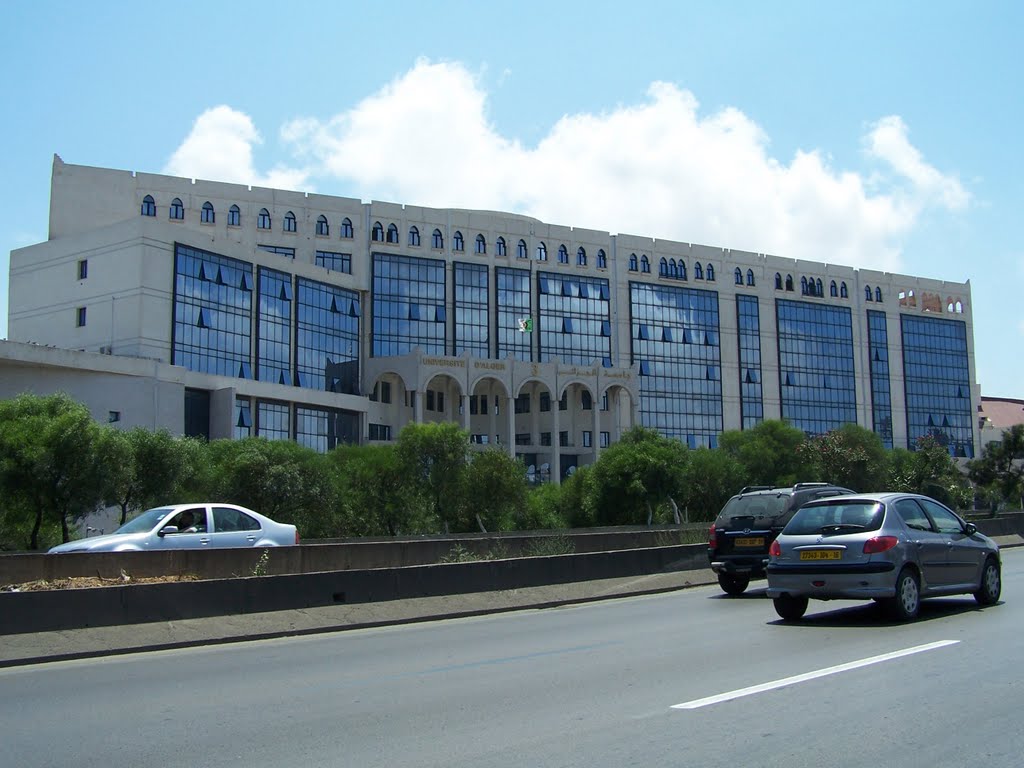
<box><xmin>820</xmin><ymin>524</ymin><xmax>865</xmax><ymax>533</ymax></box>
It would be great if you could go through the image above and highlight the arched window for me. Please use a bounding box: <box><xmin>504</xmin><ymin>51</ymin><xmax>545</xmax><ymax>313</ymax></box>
<box><xmin>659</xmin><ymin>258</ymin><xmax>669</xmax><ymax>277</ymax></box>
<box><xmin>432</xmin><ymin>229</ymin><xmax>444</xmax><ymax>249</ymax></box>
<box><xmin>815</xmin><ymin>278</ymin><xmax>823</xmax><ymax>296</ymax></box>
<box><xmin>955</xmin><ymin>300</ymin><xmax>963</xmax><ymax>313</ymax></box>
<box><xmin>694</xmin><ymin>262</ymin><xmax>704</xmax><ymax>280</ymax></box>
<box><xmin>201</xmin><ymin>201</ymin><xmax>215</xmax><ymax>224</ymax></box>
<box><xmin>284</xmin><ymin>211</ymin><xmax>297</xmax><ymax>233</ymax></box>
<box><xmin>746</xmin><ymin>269</ymin><xmax>755</xmax><ymax>287</ymax></box>
<box><xmin>830</xmin><ymin>280</ymin><xmax>838</xmax><ymax>297</ymax></box>
<box><xmin>801</xmin><ymin>276</ymin><xmax>809</xmax><ymax>294</ymax></box>
<box><xmin>706</xmin><ymin>264</ymin><xmax>715</xmax><ymax>281</ymax></box>
<box><xmin>678</xmin><ymin>261</ymin><xmax>687</xmax><ymax>280</ymax></box>
<box><xmin>875</xmin><ymin>287</ymin><xmax>882</xmax><ymax>303</ymax></box>
<box><xmin>496</xmin><ymin>237</ymin><xmax>507</xmax><ymax>257</ymax></box>
<box><xmin>340</xmin><ymin>217</ymin><xmax>354</xmax><ymax>238</ymax></box>
<box><xmin>785</xmin><ymin>275</ymin><xmax>794</xmax><ymax>291</ymax></box>
<box><xmin>453</xmin><ymin>231</ymin><xmax>465</xmax><ymax>251</ymax></box>
<box><xmin>865</xmin><ymin>285</ymin><xmax>873</xmax><ymax>301</ymax></box>
<box><xmin>775</xmin><ymin>273</ymin><xmax>783</xmax><ymax>290</ymax></box>
<box><xmin>629</xmin><ymin>253</ymin><xmax>638</xmax><ymax>271</ymax></box>
<box><xmin>316</xmin><ymin>215</ymin><xmax>329</xmax><ymax>236</ymax></box>
<box><xmin>386</xmin><ymin>223</ymin><xmax>399</xmax><ymax>243</ymax></box>
<box><xmin>536</xmin><ymin>242</ymin><xmax>547</xmax><ymax>261</ymax></box>
<box><xmin>258</xmin><ymin>208</ymin><xmax>271</xmax><ymax>229</ymax></box>
<box><xmin>577</xmin><ymin>247</ymin><xmax>586</xmax><ymax>266</ymax></box>
<box><xmin>476</xmin><ymin>234</ymin><xmax>486</xmax><ymax>254</ymax></box>
<box><xmin>597</xmin><ymin>249</ymin><xmax>606</xmax><ymax>268</ymax></box>
<box><xmin>734</xmin><ymin>267</ymin><xmax>743</xmax><ymax>285</ymax></box>
<box><xmin>641</xmin><ymin>255</ymin><xmax>650</xmax><ymax>273</ymax></box>
<box><xmin>169</xmin><ymin>198</ymin><xmax>184</xmax><ymax>220</ymax></box>
<box><xmin>371</xmin><ymin>221</ymin><xmax>384</xmax><ymax>241</ymax></box>
<box><xmin>840</xmin><ymin>282</ymin><xmax>848</xmax><ymax>298</ymax></box>
<box><xmin>409</xmin><ymin>226</ymin><xmax>420</xmax><ymax>246</ymax></box>
<box><xmin>557</xmin><ymin>244</ymin><xmax>568</xmax><ymax>264</ymax></box>
<box><xmin>228</xmin><ymin>204</ymin><xmax>240</xmax><ymax>226</ymax></box>
<box><xmin>141</xmin><ymin>194</ymin><xmax>156</xmax><ymax>217</ymax></box>
<box><xmin>517</xmin><ymin>239</ymin><xmax>527</xmax><ymax>258</ymax></box>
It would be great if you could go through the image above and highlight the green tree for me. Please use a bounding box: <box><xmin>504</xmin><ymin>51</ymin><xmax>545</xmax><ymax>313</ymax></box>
<box><xmin>718</xmin><ymin>420</ymin><xmax>808</xmax><ymax>486</ymax></box>
<box><xmin>102</xmin><ymin>428</ymin><xmax>197</xmax><ymax>525</ymax></box>
<box><xmin>676</xmin><ymin>447</ymin><xmax>746</xmax><ymax>522</ymax></box>
<box><xmin>888</xmin><ymin>435</ymin><xmax>972</xmax><ymax>510</ymax></box>
<box><xmin>584</xmin><ymin>426</ymin><xmax>688</xmax><ymax>526</ymax></box>
<box><xmin>524</xmin><ymin>482</ymin><xmax>572</xmax><ymax>530</ymax></box>
<box><xmin>328</xmin><ymin>443</ymin><xmax>421</xmax><ymax>536</ymax></box>
<box><xmin>464</xmin><ymin>450</ymin><xmax>529</xmax><ymax>531</ymax></box>
<box><xmin>0</xmin><ymin>393</ymin><xmax>109</xmax><ymax>548</ymax></box>
<box><xmin>395</xmin><ymin>421</ymin><xmax>471</xmax><ymax>533</ymax></box>
<box><xmin>968</xmin><ymin>424</ymin><xmax>1024</xmax><ymax>512</ymax></box>
<box><xmin>797</xmin><ymin>424</ymin><xmax>888</xmax><ymax>492</ymax></box>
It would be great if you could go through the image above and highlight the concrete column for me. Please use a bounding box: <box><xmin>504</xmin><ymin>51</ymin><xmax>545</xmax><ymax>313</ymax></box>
<box><xmin>552</xmin><ymin>397</ymin><xmax>561</xmax><ymax>485</ymax></box>
<box><xmin>592</xmin><ymin>397</ymin><xmax>601</xmax><ymax>462</ymax></box>
<box><xmin>507</xmin><ymin>396</ymin><xmax>515</xmax><ymax>458</ymax></box>
<box><xmin>414</xmin><ymin>390</ymin><xmax>423</xmax><ymax>423</ymax></box>
<box><xmin>488</xmin><ymin>388</ymin><xmax>497</xmax><ymax>445</ymax></box>
<box><xmin>461</xmin><ymin>394</ymin><xmax>470</xmax><ymax>430</ymax></box>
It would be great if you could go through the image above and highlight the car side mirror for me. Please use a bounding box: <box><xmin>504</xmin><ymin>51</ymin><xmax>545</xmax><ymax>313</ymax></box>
<box><xmin>964</xmin><ymin>522</ymin><xmax>977</xmax><ymax>536</ymax></box>
<box><xmin>158</xmin><ymin>525</ymin><xmax>179</xmax><ymax>537</ymax></box>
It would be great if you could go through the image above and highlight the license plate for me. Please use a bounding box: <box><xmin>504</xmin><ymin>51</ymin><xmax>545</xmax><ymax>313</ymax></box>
<box><xmin>734</xmin><ymin>537</ymin><xmax>764</xmax><ymax>547</ymax></box>
<box><xmin>800</xmin><ymin>550</ymin><xmax>841</xmax><ymax>561</ymax></box>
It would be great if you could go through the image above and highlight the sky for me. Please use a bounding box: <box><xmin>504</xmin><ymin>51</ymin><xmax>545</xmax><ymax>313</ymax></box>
<box><xmin>1</xmin><ymin>1</ymin><xmax>1021</xmax><ymax>397</ymax></box>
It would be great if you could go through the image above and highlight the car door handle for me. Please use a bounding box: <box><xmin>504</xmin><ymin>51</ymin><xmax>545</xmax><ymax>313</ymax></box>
<box><xmin>199</xmin><ymin>537</ymin><xmax>210</xmax><ymax>545</ymax></box>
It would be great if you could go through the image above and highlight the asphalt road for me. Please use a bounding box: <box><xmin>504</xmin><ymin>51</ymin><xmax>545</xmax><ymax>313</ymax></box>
<box><xmin>3</xmin><ymin>550</ymin><xmax>1022</xmax><ymax>768</ymax></box>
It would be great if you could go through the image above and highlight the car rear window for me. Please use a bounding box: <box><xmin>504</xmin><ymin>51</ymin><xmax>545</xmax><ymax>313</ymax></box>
<box><xmin>783</xmin><ymin>501</ymin><xmax>884</xmax><ymax>535</ymax></box>
<box><xmin>719</xmin><ymin>494</ymin><xmax>788</xmax><ymax>520</ymax></box>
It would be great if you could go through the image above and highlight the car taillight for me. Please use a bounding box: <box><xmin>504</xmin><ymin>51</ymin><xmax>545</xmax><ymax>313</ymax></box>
<box><xmin>708</xmin><ymin>524</ymin><xmax>717</xmax><ymax>549</ymax></box>
<box><xmin>769</xmin><ymin>539</ymin><xmax>781</xmax><ymax>557</ymax></box>
<box><xmin>863</xmin><ymin>536</ymin><xmax>898</xmax><ymax>554</ymax></box>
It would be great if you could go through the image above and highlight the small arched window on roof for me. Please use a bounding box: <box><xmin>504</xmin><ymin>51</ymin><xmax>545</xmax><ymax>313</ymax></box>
<box><xmin>409</xmin><ymin>226</ymin><xmax>420</xmax><ymax>246</ymax></box>
<box><xmin>775</xmin><ymin>272</ymin><xmax>782</xmax><ymax>290</ymax></box>
<box><xmin>678</xmin><ymin>260</ymin><xmax>687</xmax><ymax>280</ymax></box>
<box><xmin>746</xmin><ymin>269</ymin><xmax>755</xmax><ymax>287</ymax></box>
<box><xmin>476</xmin><ymin>234</ymin><xmax>486</xmax><ymax>254</ymax></box>
<box><xmin>641</xmin><ymin>255</ymin><xmax>650</xmax><ymax>273</ymax></box>
<box><xmin>577</xmin><ymin>247</ymin><xmax>586</xmax><ymax>266</ymax></box>
<box><xmin>496</xmin><ymin>236</ymin><xmax>507</xmax><ymax>257</ymax></box>
<box><xmin>734</xmin><ymin>267</ymin><xmax>743</xmax><ymax>285</ymax></box>
<box><xmin>170</xmin><ymin>198</ymin><xmax>184</xmax><ymax>220</ymax></box>
<box><xmin>433</xmin><ymin>229</ymin><xmax>444</xmax><ymax>249</ymax></box>
<box><xmin>517</xmin><ymin>239</ymin><xmax>527</xmax><ymax>258</ymax></box>
<box><xmin>386</xmin><ymin>223</ymin><xmax>399</xmax><ymax>244</ymax></box>
<box><xmin>840</xmin><ymin>282</ymin><xmax>848</xmax><ymax>298</ymax></box>
<box><xmin>453</xmin><ymin>231</ymin><xmax>464</xmax><ymax>251</ymax></box>
<box><xmin>706</xmin><ymin>263</ymin><xmax>715</xmax><ymax>281</ymax></box>
<box><xmin>875</xmin><ymin>287</ymin><xmax>883</xmax><ymax>303</ymax></box>
<box><xmin>341</xmin><ymin>217</ymin><xmax>354</xmax><ymax>238</ymax></box>
<box><xmin>629</xmin><ymin>253</ymin><xmax>638</xmax><ymax>271</ymax></box>
<box><xmin>228</xmin><ymin>204</ymin><xmax>240</xmax><ymax>226</ymax></box>
<box><xmin>597</xmin><ymin>249</ymin><xmax>606</xmax><ymax>268</ymax></box>
<box><xmin>371</xmin><ymin>221</ymin><xmax>384</xmax><ymax>242</ymax></box>
<box><xmin>815</xmin><ymin>278</ymin><xmax>823</xmax><ymax>296</ymax></box>
<box><xmin>830</xmin><ymin>280</ymin><xmax>838</xmax><ymax>297</ymax></box>
<box><xmin>201</xmin><ymin>201</ymin><xmax>215</xmax><ymax>224</ymax></box>
<box><xmin>536</xmin><ymin>242</ymin><xmax>547</xmax><ymax>261</ymax></box>
<box><xmin>316</xmin><ymin>215</ymin><xmax>329</xmax><ymax>236</ymax></box>
<box><xmin>141</xmin><ymin>194</ymin><xmax>156</xmax><ymax>217</ymax></box>
<box><xmin>258</xmin><ymin>208</ymin><xmax>271</xmax><ymax>229</ymax></box>
<box><xmin>785</xmin><ymin>275</ymin><xmax>794</xmax><ymax>291</ymax></box>
<box><xmin>801</xmin><ymin>276</ymin><xmax>809</xmax><ymax>294</ymax></box>
<box><xmin>694</xmin><ymin>262</ymin><xmax>704</xmax><ymax>280</ymax></box>
<box><xmin>558</xmin><ymin>244</ymin><xmax>569</xmax><ymax>264</ymax></box>
<box><xmin>283</xmin><ymin>211</ymin><xmax>297</xmax><ymax>233</ymax></box>
<box><xmin>659</xmin><ymin>258</ymin><xmax>669</xmax><ymax>277</ymax></box>
<box><xmin>865</xmin><ymin>285</ymin><xmax>873</xmax><ymax>301</ymax></box>
<box><xmin>955</xmin><ymin>300</ymin><xmax>963</xmax><ymax>313</ymax></box>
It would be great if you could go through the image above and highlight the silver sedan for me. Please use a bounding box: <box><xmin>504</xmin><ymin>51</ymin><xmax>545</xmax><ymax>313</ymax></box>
<box><xmin>48</xmin><ymin>503</ymin><xmax>299</xmax><ymax>553</ymax></box>
<box><xmin>766</xmin><ymin>492</ymin><xmax>1001</xmax><ymax>621</ymax></box>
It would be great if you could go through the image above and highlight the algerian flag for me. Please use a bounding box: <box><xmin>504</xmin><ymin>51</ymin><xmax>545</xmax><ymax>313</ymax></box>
<box><xmin>517</xmin><ymin>317</ymin><xmax>534</xmax><ymax>333</ymax></box>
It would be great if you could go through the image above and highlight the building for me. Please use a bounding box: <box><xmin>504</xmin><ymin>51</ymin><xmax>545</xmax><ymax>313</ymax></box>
<box><xmin>978</xmin><ymin>397</ymin><xmax>1024</xmax><ymax>449</ymax></box>
<box><xmin>3</xmin><ymin>156</ymin><xmax>981</xmax><ymax>479</ymax></box>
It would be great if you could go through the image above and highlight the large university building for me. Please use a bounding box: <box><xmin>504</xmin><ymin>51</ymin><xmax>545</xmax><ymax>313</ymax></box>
<box><xmin>3</xmin><ymin>156</ymin><xmax>980</xmax><ymax>479</ymax></box>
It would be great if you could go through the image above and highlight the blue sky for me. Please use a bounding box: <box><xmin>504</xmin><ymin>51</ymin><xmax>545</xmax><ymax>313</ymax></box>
<box><xmin>2</xmin><ymin>1</ymin><xmax>1021</xmax><ymax>397</ymax></box>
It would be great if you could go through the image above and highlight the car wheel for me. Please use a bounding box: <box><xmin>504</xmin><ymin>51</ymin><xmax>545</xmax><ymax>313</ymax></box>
<box><xmin>886</xmin><ymin>567</ymin><xmax>920</xmax><ymax>621</ymax></box>
<box><xmin>718</xmin><ymin>573</ymin><xmax>750</xmax><ymax>596</ymax></box>
<box><xmin>974</xmin><ymin>557</ymin><xmax>1001</xmax><ymax>606</ymax></box>
<box><xmin>773</xmin><ymin>594</ymin><xmax>808</xmax><ymax>621</ymax></box>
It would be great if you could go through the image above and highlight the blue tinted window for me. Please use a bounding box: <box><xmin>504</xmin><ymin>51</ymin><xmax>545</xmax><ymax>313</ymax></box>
<box><xmin>867</xmin><ymin>310</ymin><xmax>893</xmax><ymax>448</ymax></box>
<box><xmin>315</xmin><ymin>250</ymin><xmax>352</xmax><ymax>274</ymax></box>
<box><xmin>296</xmin><ymin>277</ymin><xmax>360</xmax><ymax>393</ymax></box>
<box><xmin>372</xmin><ymin>253</ymin><xmax>446</xmax><ymax>357</ymax></box>
<box><xmin>737</xmin><ymin>295</ymin><xmax>763</xmax><ymax>429</ymax></box>
<box><xmin>497</xmin><ymin>267</ymin><xmax>532</xmax><ymax>361</ymax></box>
<box><xmin>455</xmin><ymin>262</ymin><xmax>489</xmax><ymax>357</ymax></box>
<box><xmin>630</xmin><ymin>282</ymin><xmax>722</xmax><ymax>447</ymax></box>
<box><xmin>538</xmin><ymin>271</ymin><xmax>610</xmax><ymax>365</ymax></box>
<box><xmin>257</xmin><ymin>267</ymin><xmax>292</xmax><ymax>386</ymax></box>
<box><xmin>296</xmin><ymin>405</ymin><xmax>359</xmax><ymax>452</ymax></box>
<box><xmin>256</xmin><ymin>400</ymin><xmax>290</xmax><ymax>441</ymax></box>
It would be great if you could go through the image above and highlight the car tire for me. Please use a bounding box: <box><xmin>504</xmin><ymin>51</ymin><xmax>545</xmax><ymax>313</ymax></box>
<box><xmin>718</xmin><ymin>573</ymin><xmax>750</xmax><ymax>596</ymax></box>
<box><xmin>773</xmin><ymin>594</ymin><xmax>808</xmax><ymax>621</ymax></box>
<box><xmin>885</xmin><ymin>567</ymin><xmax>920</xmax><ymax>621</ymax></box>
<box><xmin>974</xmin><ymin>557</ymin><xmax>1001</xmax><ymax>606</ymax></box>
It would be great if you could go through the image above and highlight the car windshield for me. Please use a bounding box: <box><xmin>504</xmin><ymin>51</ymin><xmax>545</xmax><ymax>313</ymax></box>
<box><xmin>784</xmin><ymin>502</ymin><xmax>884</xmax><ymax>535</ymax></box>
<box><xmin>720</xmin><ymin>494</ymin><xmax>788</xmax><ymax>520</ymax></box>
<box><xmin>114</xmin><ymin>507</ymin><xmax>176</xmax><ymax>535</ymax></box>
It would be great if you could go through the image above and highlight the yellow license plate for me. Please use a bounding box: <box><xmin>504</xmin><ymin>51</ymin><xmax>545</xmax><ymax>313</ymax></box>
<box><xmin>800</xmin><ymin>550</ymin><xmax>841</xmax><ymax>561</ymax></box>
<box><xmin>734</xmin><ymin>537</ymin><xmax>764</xmax><ymax>547</ymax></box>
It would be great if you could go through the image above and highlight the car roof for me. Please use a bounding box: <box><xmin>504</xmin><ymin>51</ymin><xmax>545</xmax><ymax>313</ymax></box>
<box><xmin>799</xmin><ymin>492</ymin><xmax>924</xmax><ymax>505</ymax></box>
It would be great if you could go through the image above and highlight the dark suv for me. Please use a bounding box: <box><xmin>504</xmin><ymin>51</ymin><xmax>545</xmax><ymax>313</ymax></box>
<box><xmin>707</xmin><ymin>483</ymin><xmax>854</xmax><ymax>595</ymax></box>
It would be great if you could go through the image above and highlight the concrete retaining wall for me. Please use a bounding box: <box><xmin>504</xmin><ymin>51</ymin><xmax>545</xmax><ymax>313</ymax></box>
<box><xmin>0</xmin><ymin>544</ymin><xmax>709</xmax><ymax>635</ymax></box>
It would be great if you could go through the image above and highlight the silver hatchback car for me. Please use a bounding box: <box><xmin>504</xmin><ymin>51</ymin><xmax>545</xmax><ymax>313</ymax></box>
<box><xmin>766</xmin><ymin>492</ymin><xmax>1001</xmax><ymax>621</ymax></box>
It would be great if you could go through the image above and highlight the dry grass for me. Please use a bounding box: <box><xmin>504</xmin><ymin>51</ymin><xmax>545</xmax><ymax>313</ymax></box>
<box><xmin>1</xmin><ymin>571</ymin><xmax>199</xmax><ymax>592</ymax></box>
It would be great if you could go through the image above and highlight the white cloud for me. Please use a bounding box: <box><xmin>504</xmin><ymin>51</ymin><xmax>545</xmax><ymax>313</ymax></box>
<box><xmin>163</xmin><ymin>106</ymin><xmax>310</xmax><ymax>191</ymax></box>
<box><xmin>166</xmin><ymin>61</ymin><xmax>971</xmax><ymax>274</ymax></box>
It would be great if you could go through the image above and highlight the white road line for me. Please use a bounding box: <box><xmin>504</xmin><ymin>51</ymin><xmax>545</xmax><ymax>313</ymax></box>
<box><xmin>672</xmin><ymin>640</ymin><xmax>960</xmax><ymax>710</ymax></box>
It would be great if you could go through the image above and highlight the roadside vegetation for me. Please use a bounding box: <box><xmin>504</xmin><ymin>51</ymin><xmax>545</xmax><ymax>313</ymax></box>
<box><xmin>0</xmin><ymin>393</ymin><xmax>1020</xmax><ymax>551</ymax></box>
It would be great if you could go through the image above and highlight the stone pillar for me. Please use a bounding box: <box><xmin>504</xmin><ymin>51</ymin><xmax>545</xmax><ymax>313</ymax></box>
<box><xmin>507</xmin><ymin>395</ymin><xmax>515</xmax><ymax>458</ymax></box>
